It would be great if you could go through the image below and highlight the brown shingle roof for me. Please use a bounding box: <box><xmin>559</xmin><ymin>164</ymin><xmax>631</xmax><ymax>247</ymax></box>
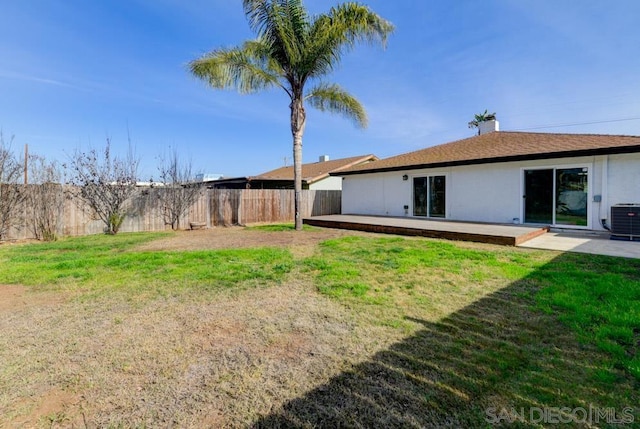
<box><xmin>338</xmin><ymin>132</ymin><xmax>640</xmax><ymax>176</ymax></box>
<box><xmin>254</xmin><ymin>154</ymin><xmax>378</xmax><ymax>184</ymax></box>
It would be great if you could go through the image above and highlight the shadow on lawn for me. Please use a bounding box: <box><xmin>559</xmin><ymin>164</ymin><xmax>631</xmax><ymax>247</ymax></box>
<box><xmin>253</xmin><ymin>254</ymin><xmax>638</xmax><ymax>428</ymax></box>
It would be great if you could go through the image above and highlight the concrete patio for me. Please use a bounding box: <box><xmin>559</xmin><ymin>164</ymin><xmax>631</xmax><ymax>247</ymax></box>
<box><xmin>519</xmin><ymin>229</ymin><xmax>640</xmax><ymax>259</ymax></box>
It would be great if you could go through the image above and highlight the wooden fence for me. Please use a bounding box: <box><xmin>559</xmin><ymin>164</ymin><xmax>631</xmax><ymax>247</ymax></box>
<box><xmin>5</xmin><ymin>188</ymin><xmax>341</xmax><ymax>240</ymax></box>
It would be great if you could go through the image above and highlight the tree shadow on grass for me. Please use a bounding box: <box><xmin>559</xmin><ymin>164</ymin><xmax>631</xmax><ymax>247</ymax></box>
<box><xmin>253</xmin><ymin>254</ymin><xmax>639</xmax><ymax>428</ymax></box>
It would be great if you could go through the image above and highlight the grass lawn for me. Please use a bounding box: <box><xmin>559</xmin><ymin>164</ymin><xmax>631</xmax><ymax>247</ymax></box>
<box><xmin>0</xmin><ymin>230</ymin><xmax>638</xmax><ymax>427</ymax></box>
<box><xmin>0</xmin><ymin>232</ymin><xmax>293</xmax><ymax>297</ymax></box>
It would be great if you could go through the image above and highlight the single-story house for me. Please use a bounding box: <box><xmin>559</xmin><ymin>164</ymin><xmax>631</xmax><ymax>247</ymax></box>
<box><xmin>210</xmin><ymin>154</ymin><xmax>378</xmax><ymax>190</ymax></box>
<box><xmin>335</xmin><ymin>121</ymin><xmax>640</xmax><ymax>232</ymax></box>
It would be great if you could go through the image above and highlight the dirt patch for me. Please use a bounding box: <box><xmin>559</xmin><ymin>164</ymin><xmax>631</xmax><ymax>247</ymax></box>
<box><xmin>0</xmin><ymin>285</ymin><xmax>28</xmax><ymax>312</ymax></box>
<box><xmin>0</xmin><ymin>285</ymin><xmax>66</xmax><ymax>313</ymax></box>
<box><xmin>136</xmin><ymin>226</ymin><xmax>367</xmax><ymax>256</ymax></box>
<box><xmin>10</xmin><ymin>388</ymin><xmax>83</xmax><ymax>428</ymax></box>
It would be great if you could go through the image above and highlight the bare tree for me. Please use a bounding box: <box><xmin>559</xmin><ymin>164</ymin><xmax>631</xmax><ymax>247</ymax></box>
<box><xmin>68</xmin><ymin>139</ymin><xmax>139</xmax><ymax>235</ymax></box>
<box><xmin>0</xmin><ymin>131</ymin><xmax>24</xmax><ymax>240</ymax></box>
<box><xmin>156</xmin><ymin>149</ymin><xmax>202</xmax><ymax>230</ymax></box>
<box><xmin>26</xmin><ymin>154</ymin><xmax>65</xmax><ymax>241</ymax></box>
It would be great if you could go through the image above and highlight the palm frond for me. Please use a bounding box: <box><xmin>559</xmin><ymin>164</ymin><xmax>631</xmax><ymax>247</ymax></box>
<box><xmin>328</xmin><ymin>2</ymin><xmax>394</xmax><ymax>48</ymax></box>
<box><xmin>243</xmin><ymin>0</ymin><xmax>270</xmax><ymax>34</ymax></box>
<box><xmin>303</xmin><ymin>3</ymin><xmax>394</xmax><ymax>79</ymax></box>
<box><xmin>188</xmin><ymin>41</ymin><xmax>283</xmax><ymax>94</ymax></box>
<box><xmin>243</xmin><ymin>0</ymin><xmax>310</xmax><ymax>77</ymax></box>
<box><xmin>306</xmin><ymin>83</ymin><xmax>367</xmax><ymax>128</ymax></box>
<box><xmin>301</xmin><ymin>15</ymin><xmax>335</xmax><ymax>77</ymax></box>
<box><xmin>243</xmin><ymin>40</ymin><xmax>286</xmax><ymax>76</ymax></box>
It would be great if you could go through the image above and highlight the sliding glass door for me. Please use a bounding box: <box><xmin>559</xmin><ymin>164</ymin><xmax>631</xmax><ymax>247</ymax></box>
<box><xmin>524</xmin><ymin>167</ymin><xmax>588</xmax><ymax>227</ymax></box>
<box><xmin>413</xmin><ymin>176</ymin><xmax>446</xmax><ymax>218</ymax></box>
<box><xmin>524</xmin><ymin>169</ymin><xmax>554</xmax><ymax>224</ymax></box>
<box><xmin>555</xmin><ymin>168</ymin><xmax>588</xmax><ymax>226</ymax></box>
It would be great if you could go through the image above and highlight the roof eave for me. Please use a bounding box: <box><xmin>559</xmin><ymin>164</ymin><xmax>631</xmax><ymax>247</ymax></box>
<box><xmin>251</xmin><ymin>177</ymin><xmax>311</xmax><ymax>184</ymax></box>
<box><xmin>305</xmin><ymin>173</ymin><xmax>329</xmax><ymax>185</ymax></box>
<box><xmin>334</xmin><ymin>145</ymin><xmax>640</xmax><ymax>176</ymax></box>
<box><xmin>306</xmin><ymin>155</ymin><xmax>379</xmax><ymax>183</ymax></box>
<box><xmin>210</xmin><ymin>177</ymin><xmax>250</xmax><ymax>183</ymax></box>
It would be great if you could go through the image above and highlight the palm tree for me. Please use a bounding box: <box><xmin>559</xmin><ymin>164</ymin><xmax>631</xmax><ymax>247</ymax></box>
<box><xmin>468</xmin><ymin>110</ymin><xmax>497</xmax><ymax>135</ymax></box>
<box><xmin>189</xmin><ymin>0</ymin><xmax>394</xmax><ymax>230</ymax></box>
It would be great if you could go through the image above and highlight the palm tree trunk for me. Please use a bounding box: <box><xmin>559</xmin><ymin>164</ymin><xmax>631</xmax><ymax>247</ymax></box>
<box><xmin>290</xmin><ymin>97</ymin><xmax>306</xmax><ymax>231</ymax></box>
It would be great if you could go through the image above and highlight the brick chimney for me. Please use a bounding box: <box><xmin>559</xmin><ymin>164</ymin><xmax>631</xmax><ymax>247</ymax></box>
<box><xmin>479</xmin><ymin>119</ymin><xmax>499</xmax><ymax>135</ymax></box>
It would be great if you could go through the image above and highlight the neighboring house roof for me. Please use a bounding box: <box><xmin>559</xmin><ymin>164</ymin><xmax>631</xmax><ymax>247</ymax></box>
<box><xmin>337</xmin><ymin>132</ymin><xmax>640</xmax><ymax>176</ymax></box>
<box><xmin>253</xmin><ymin>154</ymin><xmax>378</xmax><ymax>184</ymax></box>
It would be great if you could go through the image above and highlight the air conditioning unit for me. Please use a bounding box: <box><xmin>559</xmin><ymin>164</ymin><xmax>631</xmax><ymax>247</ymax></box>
<box><xmin>610</xmin><ymin>204</ymin><xmax>640</xmax><ymax>240</ymax></box>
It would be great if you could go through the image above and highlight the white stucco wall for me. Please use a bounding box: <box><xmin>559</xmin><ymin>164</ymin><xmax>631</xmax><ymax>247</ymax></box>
<box><xmin>309</xmin><ymin>176</ymin><xmax>343</xmax><ymax>190</ymax></box>
<box><xmin>607</xmin><ymin>153</ymin><xmax>640</xmax><ymax>206</ymax></box>
<box><xmin>342</xmin><ymin>173</ymin><xmax>406</xmax><ymax>215</ymax></box>
<box><xmin>448</xmin><ymin>163</ymin><xmax>520</xmax><ymax>223</ymax></box>
<box><xmin>341</xmin><ymin>154</ymin><xmax>621</xmax><ymax>230</ymax></box>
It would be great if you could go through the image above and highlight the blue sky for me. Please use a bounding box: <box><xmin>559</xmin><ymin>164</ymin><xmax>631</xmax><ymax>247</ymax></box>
<box><xmin>2</xmin><ymin>0</ymin><xmax>640</xmax><ymax>179</ymax></box>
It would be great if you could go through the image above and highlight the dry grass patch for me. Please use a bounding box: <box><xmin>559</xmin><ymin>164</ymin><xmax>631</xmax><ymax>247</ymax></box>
<box><xmin>0</xmin><ymin>280</ymin><xmax>400</xmax><ymax>428</ymax></box>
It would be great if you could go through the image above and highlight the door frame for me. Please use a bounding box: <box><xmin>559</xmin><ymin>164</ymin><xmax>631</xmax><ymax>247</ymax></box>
<box><xmin>411</xmin><ymin>173</ymin><xmax>448</xmax><ymax>219</ymax></box>
<box><xmin>520</xmin><ymin>163</ymin><xmax>592</xmax><ymax>229</ymax></box>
